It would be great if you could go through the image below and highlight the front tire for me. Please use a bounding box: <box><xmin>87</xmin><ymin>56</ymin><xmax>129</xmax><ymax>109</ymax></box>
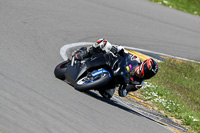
<box><xmin>74</xmin><ymin>73</ymin><xmax>111</xmax><ymax>92</ymax></box>
<box><xmin>54</xmin><ymin>60</ymin><xmax>70</xmax><ymax>80</ymax></box>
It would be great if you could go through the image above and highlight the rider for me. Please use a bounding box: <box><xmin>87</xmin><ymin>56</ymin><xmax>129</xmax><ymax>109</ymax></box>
<box><xmin>118</xmin><ymin>58</ymin><xmax>159</xmax><ymax>97</ymax></box>
<box><xmin>73</xmin><ymin>38</ymin><xmax>159</xmax><ymax>97</ymax></box>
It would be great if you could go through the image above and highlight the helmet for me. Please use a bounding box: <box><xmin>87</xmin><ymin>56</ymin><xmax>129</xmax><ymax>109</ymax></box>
<box><xmin>135</xmin><ymin>58</ymin><xmax>159</xmax><ymax>79</ymax></box>
<box><xmin>93</xmin><ymin>38</ymin><xmax>112</xmax><ymax>53</ymax></box>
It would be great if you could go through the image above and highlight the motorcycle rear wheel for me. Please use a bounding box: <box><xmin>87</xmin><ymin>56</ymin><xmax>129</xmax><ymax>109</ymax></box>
<box><xmin>74</xmin><ymin>73</ymin><xmax>111</xmax><ymax>92</ymax></box>
<box><xmin>98</xmin><ymin>89</ymin><xmax>114</xmax><ymax>99</ymax></box>
<box><xmin>54</xmin><ymin>60</ymin><xmax>70</xmax><ymax>80</ymax></box>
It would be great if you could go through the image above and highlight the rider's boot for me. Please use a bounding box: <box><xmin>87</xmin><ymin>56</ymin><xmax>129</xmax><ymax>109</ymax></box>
<box><xmin>118</xmin><ymin>85</ymin><xmax>128</xmax><ymax>97</ymax></box>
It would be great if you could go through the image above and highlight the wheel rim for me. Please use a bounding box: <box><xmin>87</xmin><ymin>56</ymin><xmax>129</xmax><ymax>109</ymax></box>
<box><xmin>77</xmin><ymin>73</ymin><xmax>108</xmax><ymax>85</ymax></box>
<box><xmin>77</xmin><ymin>77</ymin><xmax>91</xmax><ymax>85</ymax></box>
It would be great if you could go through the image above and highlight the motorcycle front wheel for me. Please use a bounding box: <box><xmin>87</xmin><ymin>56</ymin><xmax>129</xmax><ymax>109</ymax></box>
<box><xmin>54</xmin><ymin>60</ymin><xmax>70</xmax><ymax>80</ymax></box>
<box><xmin>74</xmin><ymin>73</ymin><xmax>111</xmax><ymax>92</ymax></box>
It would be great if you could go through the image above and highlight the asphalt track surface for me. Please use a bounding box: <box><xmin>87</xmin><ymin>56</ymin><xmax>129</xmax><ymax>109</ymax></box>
<box><xmin>0</xmin><ymin>0</ymin><xmax>200</xmax><ymax>133</ymax></box>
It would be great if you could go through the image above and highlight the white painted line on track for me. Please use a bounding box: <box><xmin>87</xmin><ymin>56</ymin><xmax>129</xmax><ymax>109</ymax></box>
<box><xmin>60</xmin><ymin>42</ymin><xmax>92</xmax><ymax>60</ymax></box>
<box><xmin>124</xmin><ymin>46</ymin><xmax>200</xmax><ymax>64</ymax></box>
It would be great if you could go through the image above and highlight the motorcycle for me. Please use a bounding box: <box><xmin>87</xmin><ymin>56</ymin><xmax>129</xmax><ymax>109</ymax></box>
<box><xmin>54</xmin><ymin>51</ymin><xmax>139</xmax><ymax>99</ymax></box>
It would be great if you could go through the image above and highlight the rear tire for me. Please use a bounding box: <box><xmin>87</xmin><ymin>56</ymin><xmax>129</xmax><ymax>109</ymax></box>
<box><xmin>74</xmin><ymin>73</ymin><xmax>111</xmax><ymax>92</ymax></box>
<box><xmin>99</xmin><ymin>89</ymin><xmax>113</xmax><ymax>99</ymax></box>
<box><xmin>54</xmin><ymin>60</ymin><xmax>70</xmax><ymax>80</ymax></box>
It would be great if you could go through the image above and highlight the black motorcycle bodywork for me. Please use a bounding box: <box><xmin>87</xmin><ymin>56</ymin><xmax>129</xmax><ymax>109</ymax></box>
<box><xmin>54</xmin><ymin>52</ymin><xmax>138</xmax><ymax>99</ymax></box>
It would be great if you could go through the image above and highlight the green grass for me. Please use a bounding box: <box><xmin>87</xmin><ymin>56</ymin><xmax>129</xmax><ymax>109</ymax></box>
<box><xmin>140</xmin><ymin>59</ymin><xmax>200</xmax><ymax>132</ymax></box>
<box><xmin>148</xmin><ymin>0</ymin><xmax>200</xmax><ymax>16</ymax></box>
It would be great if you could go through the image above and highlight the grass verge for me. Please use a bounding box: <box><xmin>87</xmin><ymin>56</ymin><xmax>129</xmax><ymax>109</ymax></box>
<box><xmin>139</xmin><ymin>59</ymin><xmax>200</xmax><ymax>132</ymax></box>
<box><xmin>148</xmin><ymin>0</ymin><xmax>200</xmax><ymax>16</ymax></box>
